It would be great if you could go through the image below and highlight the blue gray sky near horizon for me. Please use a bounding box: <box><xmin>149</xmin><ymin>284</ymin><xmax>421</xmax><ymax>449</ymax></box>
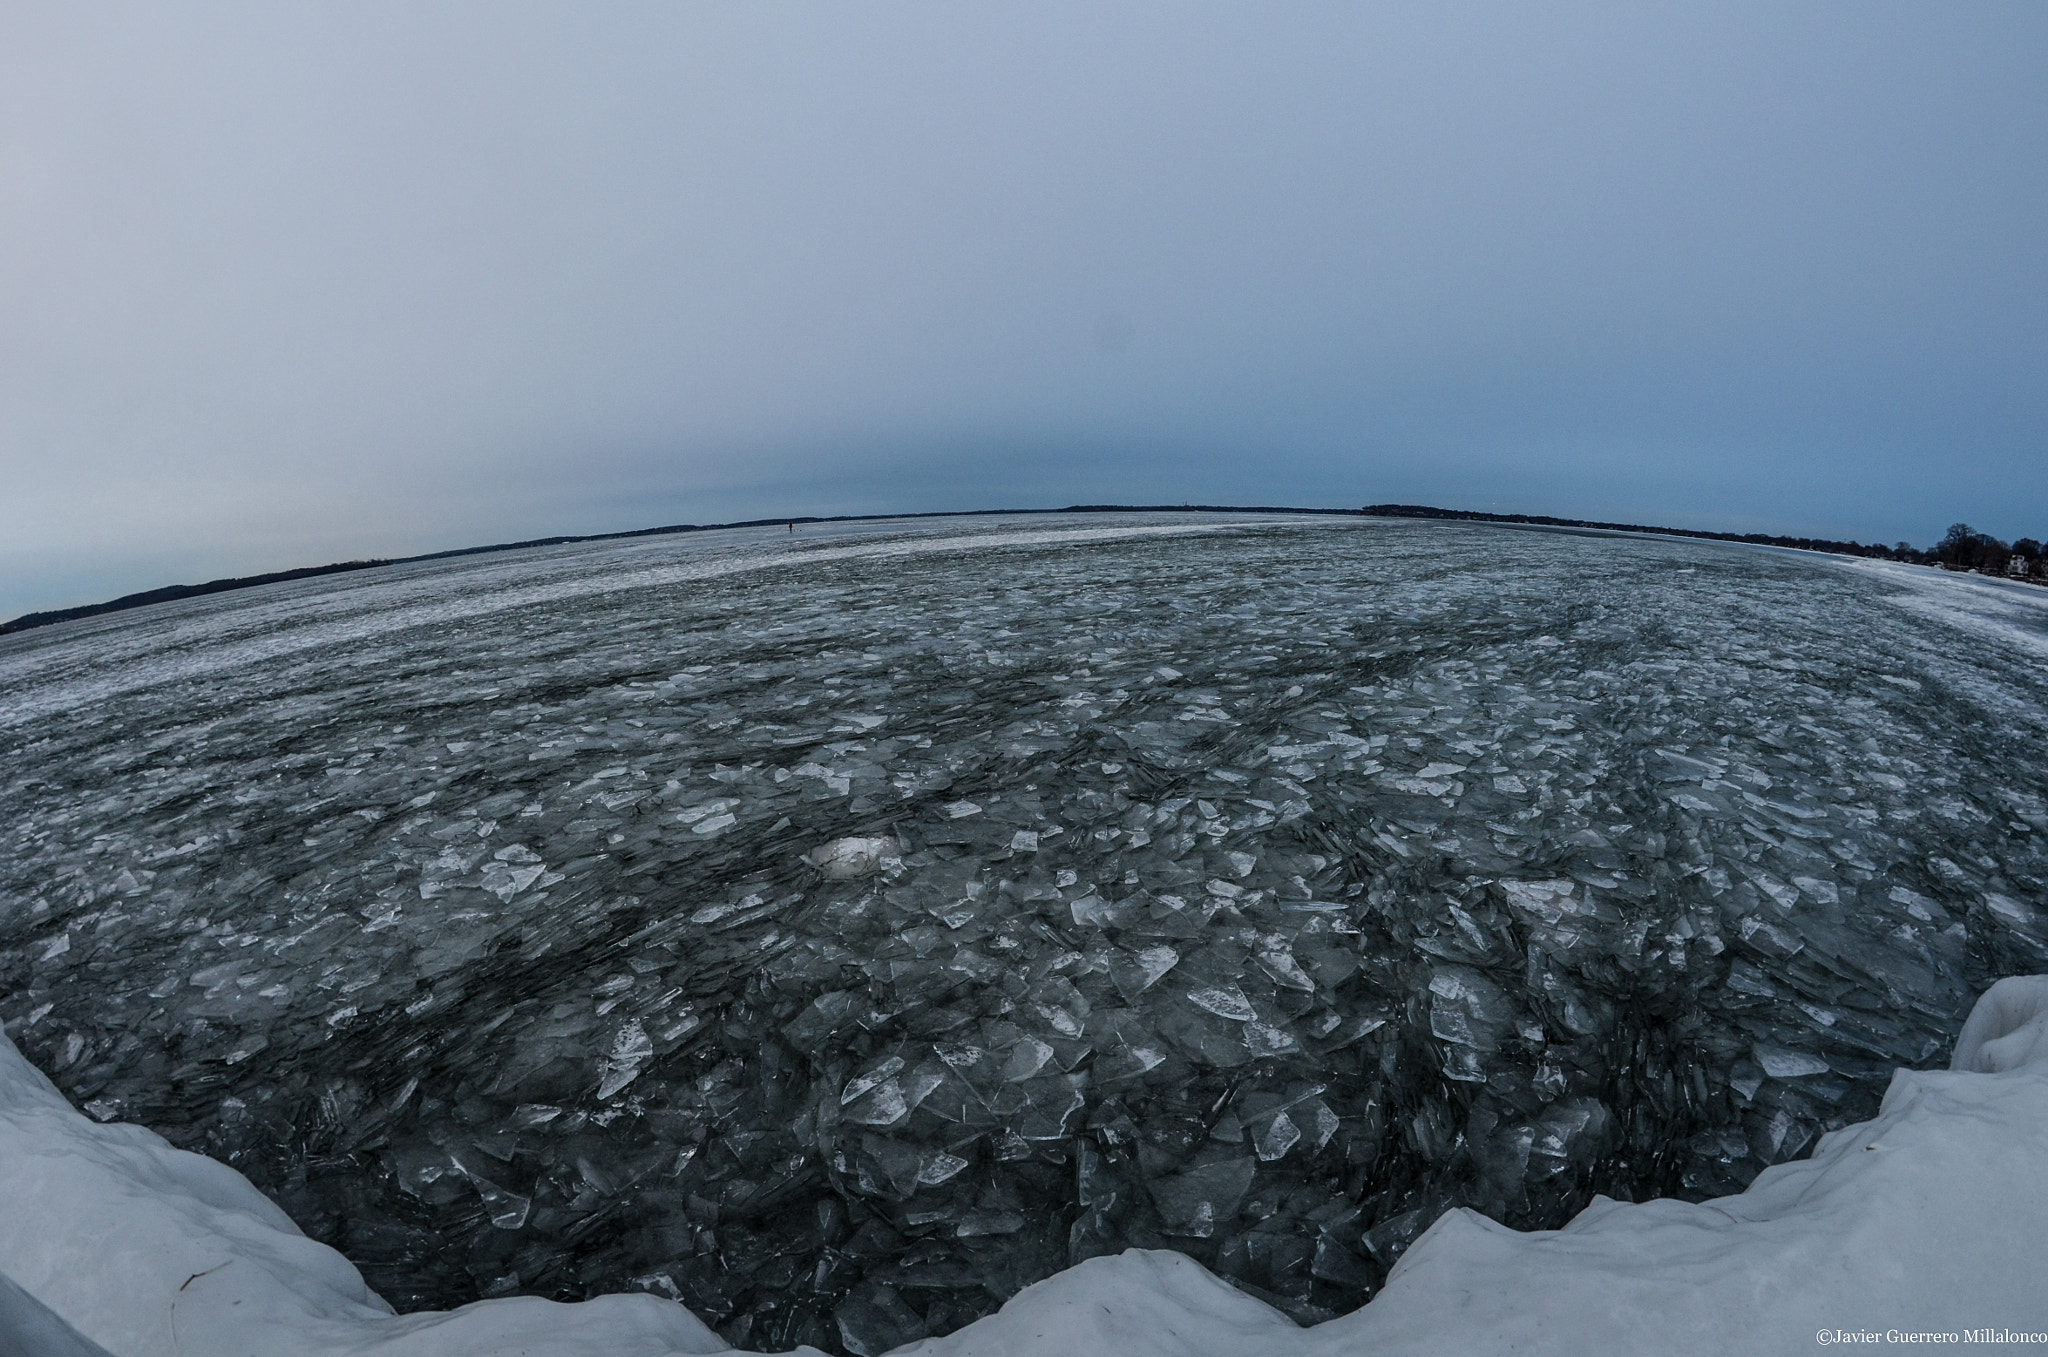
<box><xmin>3</xmin><ymin>3</ymin><xmax>2045</xmax><ymax>619</ymax></box>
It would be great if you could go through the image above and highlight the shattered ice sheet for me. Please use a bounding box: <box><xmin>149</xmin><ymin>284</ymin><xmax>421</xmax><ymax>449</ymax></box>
<box><xmin>3</xmin><ymin>513</ymin><xmax>2047</xmax><ymax>1352</ymax></box>
<box><xmin>4</xmin><ymin>977</ymin><xmax>2045</xmax><ymax>1355</ymax></box>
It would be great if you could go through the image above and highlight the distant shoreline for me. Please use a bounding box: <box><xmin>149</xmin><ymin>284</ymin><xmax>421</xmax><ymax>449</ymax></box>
<box><xmin>0</xmin><ymin>501</ymin><xmax>2010</xmax><ymax>638</ymax></box>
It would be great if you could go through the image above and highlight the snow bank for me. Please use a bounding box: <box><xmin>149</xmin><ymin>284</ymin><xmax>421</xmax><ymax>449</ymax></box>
<box><xmin>0</xmin><ymin>1029</ymin><xmax>728</xmax><ymax>1357</ymax></box>
<box><xmin>7</xmin><ymin>978</ymin><xmax>2048</xmax><ymax>1356</ymax></box>
<box><xmin>1853</xmin><ymin>556</ymin><xmax>2048</xmax><ymax>663</ymax></box>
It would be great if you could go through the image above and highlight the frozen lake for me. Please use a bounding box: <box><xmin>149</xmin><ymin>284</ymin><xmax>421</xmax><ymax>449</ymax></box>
<box><xmin>3</xmin><ymin>512</ymin><xmax>2045</xmax><ymax>1355</ymax></box>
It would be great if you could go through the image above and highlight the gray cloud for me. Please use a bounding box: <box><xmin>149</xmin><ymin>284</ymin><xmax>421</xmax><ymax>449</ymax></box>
<box><xmin>4</xmin><ymin>3</ymin><xmax>2044</xmax><ymax>616</ymax></box>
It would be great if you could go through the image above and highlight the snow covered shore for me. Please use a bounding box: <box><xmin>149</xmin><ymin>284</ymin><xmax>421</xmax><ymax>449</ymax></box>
<box><xmin>5</xmin><ymin>978</ymin><xmax>2047</xmax><ymax>1357</ymax></box>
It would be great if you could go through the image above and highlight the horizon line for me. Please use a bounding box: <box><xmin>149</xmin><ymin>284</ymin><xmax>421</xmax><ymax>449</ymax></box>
<box><xmin>0</xmin><ymin>501</ymin><xmax>1978</xmax><ymax>639</ymax></box>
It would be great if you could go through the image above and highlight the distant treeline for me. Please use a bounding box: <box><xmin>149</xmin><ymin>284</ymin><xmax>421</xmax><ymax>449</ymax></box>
<box><xmin>8</xmin><ymin>502</ymin><xmax>2042</xmax><ymax>638</ymax></box>
<box><xmin>0</xmin><ymin>510</ymin><xmax>1030</xmax><ymax>637</ymax></box>
<box><xmin>0</xmin><ymin>560</ymin><xmax>391</xmax><ymax>637</ymax></box>
<box><xmin>1357</xmin><ymin>505</ymin><xmax>2048</xmax><ymax>583</ymax></box>
<box><xmin>1917</xmin><ymin>523</ymin><xmax>2048</xmax><ymax>581</ymax></box>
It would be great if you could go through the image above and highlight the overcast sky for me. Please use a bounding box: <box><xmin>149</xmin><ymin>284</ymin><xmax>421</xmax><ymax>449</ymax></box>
<box><xmin>4</xmin><ymin>3</ymin><xmax>2045</xmax><ymax>617</ymax></box>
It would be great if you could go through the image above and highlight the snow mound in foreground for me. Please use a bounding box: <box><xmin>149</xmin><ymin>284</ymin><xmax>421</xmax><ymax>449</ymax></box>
<box><xmin>6</xmin><ymin>979</ymin><xmax>2048</xmax><ymax>1357</ymax></box>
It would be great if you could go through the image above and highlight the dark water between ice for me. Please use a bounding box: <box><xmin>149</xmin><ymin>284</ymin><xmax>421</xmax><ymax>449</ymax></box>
<box><xmin>4</xmin><ymin>513</ymin><xmax>2046</xmax><ymax>1354</ymax></box>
